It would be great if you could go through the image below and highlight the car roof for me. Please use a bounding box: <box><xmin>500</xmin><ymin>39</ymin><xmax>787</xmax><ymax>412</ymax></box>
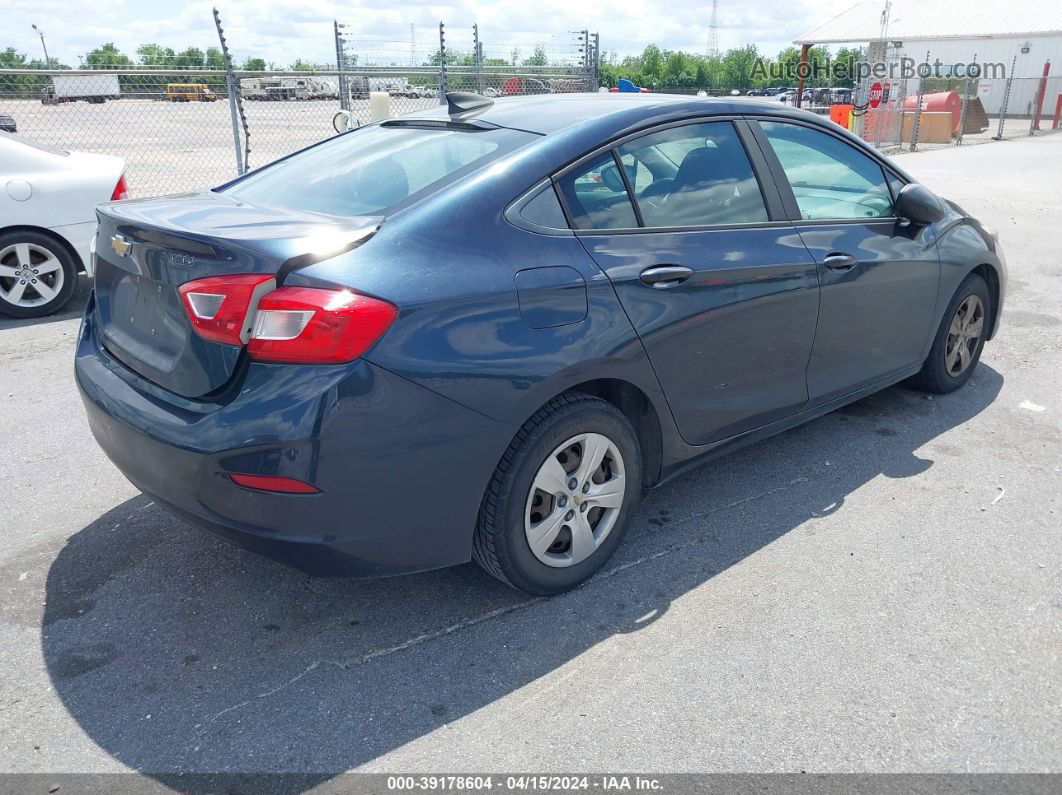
<box><xmin>403</xmin><ymin>92</ymin><xmax>830</xmax><ymax>136</ymax></box>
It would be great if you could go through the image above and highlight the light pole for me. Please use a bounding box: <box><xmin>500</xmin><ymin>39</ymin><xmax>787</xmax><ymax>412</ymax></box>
<box><xmin>31</xmin><ymin>24</ymin><xmax>50</xmax><ymax>64</ymax></box>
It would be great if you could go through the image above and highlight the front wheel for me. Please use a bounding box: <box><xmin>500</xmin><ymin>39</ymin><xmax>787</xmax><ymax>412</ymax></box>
<box><xmin>473</xmin><ymin>393</ymin><xmax>642</xmax><ymax>596</ymax></box>
<box><xmin>908</xmin><ymin>273</ymin><xmax>991</xmax><ymax>394</ymax></box>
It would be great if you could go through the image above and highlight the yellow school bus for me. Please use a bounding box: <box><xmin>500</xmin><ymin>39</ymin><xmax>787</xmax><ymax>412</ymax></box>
<box><xmin>165</xmin><ymin>83</ymin><xmax>218</xmax><ymax>102</ymax></box>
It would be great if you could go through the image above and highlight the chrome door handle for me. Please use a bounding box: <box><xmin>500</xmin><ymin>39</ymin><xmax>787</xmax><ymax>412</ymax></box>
<box><xmin>639</xmin><ymin>265</ymin><xmax>693</xmax><ymax>288</ymax></box>
<box><xmin>823</xmin><ymin>252</ymin><xmax>859</xmax><ymax>271</ymax></box>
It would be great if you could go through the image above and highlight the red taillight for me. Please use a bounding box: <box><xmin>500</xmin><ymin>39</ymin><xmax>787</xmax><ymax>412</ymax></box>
<box><xmin>247</xmin><ymin>287</ymin><xmax>397</xmax><ymax>364</ymax></box>
<box><xmin>229</xmin><ymin>473</ymin><xmax>319</xmax><ymax>494</ymax></box>
<box><xmin>179</xmin><ymin>277</ymin><xmax>396</xmax><ymax>363</ymax></box>
<box><xmin>111</xmin><ymin>175</ymin><xmax>129</xmax><ymax>201</ymax></box>
<box><xmin>178</xmin><ymin>274</ymin><xmax>276</xmax><ymax>346</ymax></box>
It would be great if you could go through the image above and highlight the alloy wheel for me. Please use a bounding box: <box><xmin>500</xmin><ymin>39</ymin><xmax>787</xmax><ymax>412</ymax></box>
<box><xmin>524</xmin><ymin>432</ymin><xmax>626</xmax><ymax>568</ymax></box>
<box><xmin>0</xmin><ymin>242</ymin><xmax>66</xmax><ymax>310</ymax></box>
<box><xmin>945</xmin><ymin>294</ymin><xmax>985</xmax><ymax>376</ymax></box>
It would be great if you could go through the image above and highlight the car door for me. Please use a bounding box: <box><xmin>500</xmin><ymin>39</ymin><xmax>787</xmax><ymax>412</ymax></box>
<box><xmin>751</xmin><ymin>119</ymin><xmax>941</xmax><ymax>403</ymax></box>
<box><xmin>556</xmin><ymin>119</ymin><xmax>820</xmax><ymax>447</ymax></box>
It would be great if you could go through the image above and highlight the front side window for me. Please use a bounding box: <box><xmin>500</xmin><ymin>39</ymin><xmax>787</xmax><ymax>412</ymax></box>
<box><xmin>760</xmin><ymin>121</ymin><xmax>894</xmax><ymax>221</ymax></box>
<box><xmin>222</xmin><ymin>124</ymin><xmax>534</xmax><ymax>217</ymax></box>
<box><xmin>616</xmin><ymin>122</ymin><xmax>769</xmax><ymax>228</ymax></box>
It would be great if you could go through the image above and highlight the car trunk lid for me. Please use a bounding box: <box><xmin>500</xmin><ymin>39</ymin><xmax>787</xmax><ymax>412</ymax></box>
<box><xmin>93</xmin><ymin>191</ymin><xmax>380</xmax><ymax>398</ymax></box>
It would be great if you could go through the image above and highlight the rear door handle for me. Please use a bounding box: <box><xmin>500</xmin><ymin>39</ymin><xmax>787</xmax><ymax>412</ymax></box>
<box><xmin>823</xmin><ymin>252</ymin><xmax>859</xmax><ymax>271</ymax></box>
<box><xmin>639</xmin><ymin>265</ymin><xmax>693</xmax><ymax>288</ymax></box>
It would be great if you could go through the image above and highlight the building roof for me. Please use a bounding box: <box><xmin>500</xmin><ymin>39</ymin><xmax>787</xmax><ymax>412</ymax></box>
<box><xmin>796</xmin><ymin>1</ymin><xmax>1062</xmax><ymax>45</ymax></box>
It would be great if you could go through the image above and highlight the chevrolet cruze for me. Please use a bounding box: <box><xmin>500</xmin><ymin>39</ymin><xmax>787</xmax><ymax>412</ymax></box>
<box><xmin>76</xmin><ymin>93</ymin><xmax>1006</xmax><ymax>595</ymax></box>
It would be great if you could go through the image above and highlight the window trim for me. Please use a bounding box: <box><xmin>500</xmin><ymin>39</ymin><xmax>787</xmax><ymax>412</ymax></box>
<box><xmin>747</xmin><ymin>117</ymin><xmax>907</xmax><ymax>226</ymax></box>
<box><xmin>551</xmin><ymin>116</ymin><xmax>787</xmax><ymax>235</ymax></box>
<box><xmin>504</xmin><ymin>179</ymin><xmax>575</xmax><ymax>236</ymax></box>
<box><xmin>611</xmin><ymin>149</ymin><xmax>645</xmax><ymax>227</ymax></box>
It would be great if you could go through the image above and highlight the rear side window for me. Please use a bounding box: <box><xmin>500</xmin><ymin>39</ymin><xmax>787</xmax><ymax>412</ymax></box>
<box><xmin>616</xmin><ymin>122</ymin><xmax>768</xmax><ymax>228</ymax></box>
<box><xmin>222</xmin><ymin>125</ymin><xmax>534</xmax><ymax>217</ymax></box>
<box><xmin>760</xmin><ymin>121</ymin><xmax>894</xmax><ymax>220</ymax></box>
<box><xmin>556</xmin><ymin>152</ymin><xmax>639</xmax><ymax>230</ymax></box>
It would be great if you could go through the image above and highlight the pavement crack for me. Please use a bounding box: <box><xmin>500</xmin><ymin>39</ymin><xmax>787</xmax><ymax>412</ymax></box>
<box><xmin>208</xmin><ymin>659</ymin><xmax>341</xmax><ymax>722</ymax></box>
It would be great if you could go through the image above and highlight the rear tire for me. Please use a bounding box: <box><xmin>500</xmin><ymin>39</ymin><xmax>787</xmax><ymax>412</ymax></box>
<box><xmin>473</xmin><ymin>392</ymin><xmax>642</xmax><ymax>596</ymax></box>
<box><xmin>0</xmin><ymin>230</ymin><xmax>79</xmax><ymax>318</ymax></box>
<box><xmin>908</xmin><ymin>273</ymin><xmax>990</xmax><ymax>394</ymax></box>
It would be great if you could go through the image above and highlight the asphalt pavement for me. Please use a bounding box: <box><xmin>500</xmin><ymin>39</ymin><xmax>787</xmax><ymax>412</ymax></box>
<box><xmin>0</xmin><ymin>132</ymin><xmax>1059</xmax><ymax>783</ymax></box>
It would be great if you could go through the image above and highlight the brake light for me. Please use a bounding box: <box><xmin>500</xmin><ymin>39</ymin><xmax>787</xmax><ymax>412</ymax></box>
<box><xmin>111</xmin><ymin>175</ymin><xmax>129</xmax><ymax>201</ymax></box>
<box><xmin>178</xmin><ymin>274</ymin><xmax>276</xmax><ymax>346</ymax></box>
<box><xmin>229</xmin><ymin>473</ymin><xmax>320</xmax><ymax>494</ymax></box>
<box><xmin>247</xmin><ymin>287</ymin><xmax>397</xmax><ymax>364</ymax></box>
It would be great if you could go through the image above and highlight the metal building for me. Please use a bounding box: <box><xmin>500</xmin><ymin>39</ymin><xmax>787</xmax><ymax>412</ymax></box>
<box><xmin>796</xmin><ymin>1</ymin><xmax>1062</xmax><ymax>115</ymax></box>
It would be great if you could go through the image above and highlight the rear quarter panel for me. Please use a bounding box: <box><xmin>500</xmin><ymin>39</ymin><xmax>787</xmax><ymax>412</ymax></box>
<box><xmin>287</xmin><ymin>144</ymin><xmax>675</xmax><ymax>445</ymax></box>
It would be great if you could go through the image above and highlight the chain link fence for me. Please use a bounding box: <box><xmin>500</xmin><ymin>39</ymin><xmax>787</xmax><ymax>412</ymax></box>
<box><xmin>5</xmin><ymin>26</ymin><xmax>1060</xmax><ymax>198</ymax></box>
<box><xmin>845</xmin><ymin>50</ymin><xmax>1062</xmax><ymax>154</ymax></box>
<box><xmin>0</xmin><ymin>18</ymin><xmax>599</xmax><ymax>198</ymax></box>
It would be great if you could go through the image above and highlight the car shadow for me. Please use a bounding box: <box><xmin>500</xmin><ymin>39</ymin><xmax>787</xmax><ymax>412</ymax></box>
<box><xmin>40</xmin><ymin>366</ymin><xmax>1003</xmax><ymax>788</ymax></box>
<box><xmin>0</xmin><ymin>274</ymin><xmax>90</xmax><ymax>331</ymax></box>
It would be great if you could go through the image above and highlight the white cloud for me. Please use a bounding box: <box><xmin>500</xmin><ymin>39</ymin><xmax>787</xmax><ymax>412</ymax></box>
<box><xmin>7</xmin><ymin>0</ymin><xmax>859</xmax><ymax>68</ymax></box>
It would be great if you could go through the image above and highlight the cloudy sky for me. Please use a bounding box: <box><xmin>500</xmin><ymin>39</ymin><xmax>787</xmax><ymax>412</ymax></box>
<box><xmin>8</xmin><ymin>0</ymin><xmax>859</xmax><ymax>68</ymax></box>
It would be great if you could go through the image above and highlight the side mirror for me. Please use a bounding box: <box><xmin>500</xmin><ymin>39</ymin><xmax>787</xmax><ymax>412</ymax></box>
<box><xmin>332</xmin><ymin>110</ymin><xmax>354</xmax><ymax>134</ymax></box>
<box><xmin>896</xmin><ymin>183</ymin><xmax>946</xmax><ymax>225</ymax></box>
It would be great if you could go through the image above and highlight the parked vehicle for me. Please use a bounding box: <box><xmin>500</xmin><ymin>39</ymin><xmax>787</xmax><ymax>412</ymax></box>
<box><xmin>41</xmin><ymin>73</ymin><xmax>120</xmax><ymax>105</ymax></box>
<box><xmin>0</xmin><ymin>113</ymin><xmax>15</xmax><ymax>133</ymax></box>
<box><xmin>76</xmin><ymin>93</ymin><xmax>1006</xmax><ymax>595</ymax></box>
<box><xmin>348</xmin><ymin>76</ymin><xmax>416</xmax><ymax>100</ymax></box>
<box><xmin>809</xmin><ymin>87</ymin><xmax>833</xmax><ymax>105</ymax></box>
<box><xmin>501</xmin><ymin>76</ymin><xmax>551</xmax><ymax>96</ymax></box>
<box><xmin>0</xmin><ymin>132</ymin><xmax>125</xmax><ymax>317</ymax></box>
<box><xmin>241</xmin><ymin>76</ymin><xmax>335</xmax><ymax>101</ymax></box>
<box><xmin>165</xmin><ymin>83</ymin><xmax>218</xmax><ymax>102</ymax></box>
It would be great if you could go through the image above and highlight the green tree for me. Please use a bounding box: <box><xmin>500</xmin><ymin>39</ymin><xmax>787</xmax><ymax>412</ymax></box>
<box><xmin>720</xmin><ymin>44</ymin><xmax>759</xmax><ymax>91</ymax></box>
<box><xmin>241</xmin><ymin>56</ymin><xmax>266</xmax><ymax>71</ymax></box>
<box><xmin>694</xmin><ymin>60</ymin><xmax>710</xmax><ymax>88</ymax></box>
<box><xmin>522</xmin><ymin>45</ymin><xmax>547</xmax><ymax>67</ymax></box>
<box><xmin>85</xmin><ymin>42</ymin><xmax>132</xmax><ymax>68</ymax></box>
<box><xmin>0</xmin><ymin>47</ymin><xmax>29</xmax><ymax>69</ymax></box>
<box><xmin>205</xmin><ymin>47</ymin><xmax>226</xmax><ymax>69</ymax></box>
<box><xmin>833</xmin><ymin>46</ymin><xmax>859</xmax><ymax>88</ymax></box>
<box><xmin>136</xmin><ymin>43</ymin><xmax>175</xmax><ymax>67</ymax></box>
<box><xmin>173</xmin><ymin>47</ymin><xmax>205</xmax><ymax>68</ymax></box>
<box><xmin>640</xmin><ymin>44</ymin><xmax>663</xmax><ymax>83</ymax></box>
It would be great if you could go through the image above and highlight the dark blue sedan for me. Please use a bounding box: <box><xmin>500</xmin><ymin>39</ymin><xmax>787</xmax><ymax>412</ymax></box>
<box><xmin>76</xmin><ymin>93</ymin><xmax>1006</xmax><ymax>594</ymax></box>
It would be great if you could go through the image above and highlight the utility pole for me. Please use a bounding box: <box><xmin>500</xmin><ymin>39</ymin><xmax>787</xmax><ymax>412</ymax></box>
<box><xmin>334</xmin><ymin>21</ymin><xmax>349</xmax><ymax>111</ymax></box>
<box><xmin>31</xmin><ymin>24</ymin><xmax>50</xmax><ymax>64</ymax></box>
<box><xmin>410</xmin><ymin>24</ymin><xmax>415</xmax><ymax>68</ymax></box>
<box><xmin>706</xmin><ymin>0</ymin><xmax>719</xmax><ymax>59</ymax></box>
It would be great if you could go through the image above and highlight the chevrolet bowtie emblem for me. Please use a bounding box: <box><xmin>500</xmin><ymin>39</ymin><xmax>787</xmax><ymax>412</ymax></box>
<box><xmin>110</xmin><ymin>234</ymin><xmax>131</xmax><ymax>257</ymax></box>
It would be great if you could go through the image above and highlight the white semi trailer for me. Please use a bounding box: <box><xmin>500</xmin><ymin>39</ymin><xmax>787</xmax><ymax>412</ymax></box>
<box><xmin>41</xmin><ymin>74</ymin><xmax>120</xmax><ymax>105</ymax></box>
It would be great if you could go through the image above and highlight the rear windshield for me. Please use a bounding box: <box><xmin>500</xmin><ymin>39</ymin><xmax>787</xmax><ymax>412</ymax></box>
<box><xmin>221</xmin><ymin>124</ymin><xmax>535</xmax><ymax>216</ymax></box>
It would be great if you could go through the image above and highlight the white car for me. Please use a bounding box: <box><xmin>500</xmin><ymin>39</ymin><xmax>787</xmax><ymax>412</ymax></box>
<box><xmin>0</xmin><ymin>132</ymin><xmax>125</xmax><ymax>317</ymax></box>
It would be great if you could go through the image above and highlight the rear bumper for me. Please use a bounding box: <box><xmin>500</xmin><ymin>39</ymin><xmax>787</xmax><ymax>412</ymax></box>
<box><xmin>75</xmin><ymin>294</ymin><xmax>513</xmax><ymax>577</ymax></box>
